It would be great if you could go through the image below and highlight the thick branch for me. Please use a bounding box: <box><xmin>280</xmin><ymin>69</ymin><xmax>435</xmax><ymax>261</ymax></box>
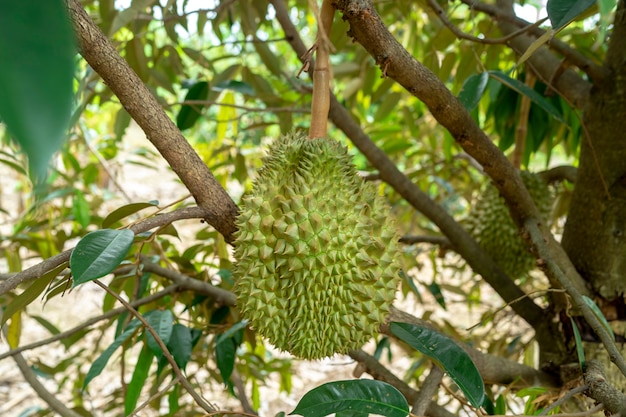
<box><xmin>65</xmin><ymin>0</ymin><xmax>239</xmax><ymax>241</ymax></box>
<box><xmin>584</xmin><ymin>360</ymin><xmax>626</xmax><ymax>415</ymax></box>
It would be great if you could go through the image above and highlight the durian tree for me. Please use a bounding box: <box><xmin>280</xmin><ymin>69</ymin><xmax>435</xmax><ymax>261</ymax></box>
<box><xmin>1</xmin><ymin>0</ymin><xmax>626</xmax><ymax>415</ymax></box>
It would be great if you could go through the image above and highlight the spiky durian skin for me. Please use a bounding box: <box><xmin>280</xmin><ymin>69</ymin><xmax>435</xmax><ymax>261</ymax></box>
<box><xmin>233</xmin><ymin>132</ymin><xmax>400</xmax><ymax>360</ymax></box>
<box><xmin>466</xmin><ymin>172</ymin><xmax>552</xmax><ymax>279</ymax></box>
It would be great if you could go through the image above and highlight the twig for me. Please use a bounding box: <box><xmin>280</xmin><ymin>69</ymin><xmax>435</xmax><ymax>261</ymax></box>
<box><xmin>0</xmin><ymin>285</ymin><xmax>179</xmax><ymax>361</ymax></box>
<box><xmin>459</xmin><ymin>0</ymin><xmax>607</xmax><ymax>84</ymax></box>
<box><xmin>411</xmin><ymin>363</ymin><xmax>444</xmax><ymax>416</ymax></box>
<box><xmin>128</xmin><ymin>377</ymin><xmax>179</xmax><ymax>417</ymax></box>
<box><xmin>308</xmin><ymin>0</ymin><xmax>334</xmax><ymax>138</ymax></box>
<box><xmin>140</xmin><ymin>256</ymin><xmax>236</xmax><ymax>305</ymax></box>
<box><xmin>0</xmin><ymin>206</ymin><xmax>212</xmax><ymax>295</ymax></box>
<box><xmin>426</xmin><ymin>0</ymin><xmax>547</xmax><ymax>45</ymax></box>
<box><xmin>538</xmin><ymin>385</ymin><xmax>588</xmax><ymax>415</ymax></box>
<box><xmin>93</xmin><ymin>279</ymin><xmax>216</xmax><ymax>413</ymax></box>
<box><xmin>3</xmin><ymin>328</ymin><xmax>83</xmax><ymax>417</ymax></box>
<box><xmin>399</xmin><ymin>235</ymin><xmax>451</xmax><ymax>247</ymax></box>
<box><xmin>232</xmin><ymin>368</ymin><xmax>257</xmax><ymax>415</ymax></box>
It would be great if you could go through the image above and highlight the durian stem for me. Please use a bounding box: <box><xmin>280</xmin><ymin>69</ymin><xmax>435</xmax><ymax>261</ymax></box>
<box><xmin>308</xmin><ymin>0</ymin><xmax>334</xmax><ymax>139</ymax></box>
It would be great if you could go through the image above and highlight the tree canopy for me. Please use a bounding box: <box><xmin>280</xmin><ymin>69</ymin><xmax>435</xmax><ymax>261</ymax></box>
<box><xmin>1</xmin><ymin>0</ymin><xmax>626</xmax><ymax>416</ymax></box>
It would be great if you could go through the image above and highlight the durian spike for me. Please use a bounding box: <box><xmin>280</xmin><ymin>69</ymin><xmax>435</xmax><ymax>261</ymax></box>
<box><xmin>308</xmin><ymin>0</ymin><xmax>334</xmax><ymax>139</ymax></box>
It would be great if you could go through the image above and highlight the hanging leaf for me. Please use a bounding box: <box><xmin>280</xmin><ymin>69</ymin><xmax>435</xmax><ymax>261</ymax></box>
<box><xmin>489</xmin><ymin>71</ymin><xmax>565</xmax><ymax>124</ymax></box>
<box><xmin>390</xmin><ymin>322</ymin><xmax>485</xmax><ymax>408</ymax></box>
<box><xmin>290</xmin><ymin>380</ymin><xmax>409</xmax><ymax>417</ymax></box>
<box><xmin>145</xmin><ymin>309</ymin><xmax>174</xmax><ymax>357</ymax></box>
<box><xmin>177</xmin><ymin>81</ymin><xmax>210</xmax><ymax>131</ymax></box>
<box><xmin>125</xmin><ymin>345</ymin><xmax>154</xmax><ymax>415</ymax></box>
<box><xmin>83</xmin><ymin>319</ymin><xmax>143</xmax><ymax>389</ymax></box>
<box><xmin>0</xmin><ymin>262</ymin><xmax>67</xmax><ymax>328</ymax></box>
<box><xmin>70</xmin><ymin>229</ymin><xmax>135</xmax><ymax>286</ymax></box>
<box><xmin>0</xmin><ymin>1</ymin><xmax>76</xmax><ymax>180</ymax></box>
<box><xmin>546</xmin><ymin>0</ymin><xmax>595</xmax><ymax>30</ymax></box>
<box><xmin>570</xmin><ymin>317</ymin><xmax>586</xmax><ymax>370</ymax></box>
<box><xmin>102</xmin><ymin>201</ymin><xmax>159</xmax><ymax>228</ymax></box>
<box><xmin>458</xmin><ymin>72</ymin><xmax>489</xmax><ymax>112</ymax></box>
<box><xmin>582</xmin><ymin>295</ymin><xmax>614</xmax><ymax>341</ymax></box>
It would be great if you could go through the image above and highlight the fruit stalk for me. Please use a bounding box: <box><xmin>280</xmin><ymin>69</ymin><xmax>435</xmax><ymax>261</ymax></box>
<box><xmin>309</xmin><ymin>0</ymin><xmax>334</xmax><ymax>139</ymax></box>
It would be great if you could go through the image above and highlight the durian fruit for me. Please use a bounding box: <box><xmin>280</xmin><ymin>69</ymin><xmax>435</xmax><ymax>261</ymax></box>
<box><xmin>465</xmin><ymin>171</ymin><xmax>553</xmax><ymax>279</ymax></box>
<box><xmin>233</xmin><ymin>132</ymin><xmax>400</xmax><ymax>360</ymax></box>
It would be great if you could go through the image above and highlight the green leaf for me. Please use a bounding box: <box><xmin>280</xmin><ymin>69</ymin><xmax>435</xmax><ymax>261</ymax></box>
<box><xmin>547</xmin><ymin>0</ymin><xmax>595</xmax><ymax>30</ymax></box>
<box><xmin>83</xmin><ymin>319</ymin><xmax>142</xmax><ymax>389</ymax></box>
<box><xmin>102</xmin><ymin>201</ymin><xmax>159</xmax><ymax>228</ymax></box>
<box><xmin>582</xmin><ymin>295</ymin><xmax>614</xmax><ymax>341</ymax></box>
<box><xmin>390</xmin><ymin>322</ymin><xmax>485</xmax><ymax>408</ymax></box>
<box><xmin>72</xmin><ymin>190</ymin><xmax>91</xmax><ymax>229</ymax></box>
<box><xmin>214</xmin><ymin>80</ymin><xmax>255</xmax><ymax>96</ymax></box>
<box><xmin>290</xmin><ymin>380</ymin><xmax>409</xmax><ymax>417</ymax></box>
<box><xmin>215</xmin><ymin>337</ymin><xmax>236</xmax><ymax>383</ymax></box>
<box><xmin>177</xmin><ymin>81</ymin><xmax>210</xmax><ymax>131</ymax></box>
<box><xmin>145</xmin><ymin>309</ymin><xmax>174</xmax><ymax>357</ymax></box>
<box><xmin>70</xmin><ymin>229</ymin><xmax>135</xmax><ymax>286</ymax></box>
<box><xmin>167</xmin><ymin>324</ymin><xmax>193</xmax><ymax>370</ymax></box>
<box><xmin>488</xmin><ymin>71</ymin><xmax>565</xmax><ymax>124</ymax></box>
<box><xmin>570</xmin><ymin>317</ymin><xmax>585</xmax><ymax>370</ymax></box>
<box><xmin>125</xmin><ymin>345</ymin><xmax>154</xmax><ymax>415</ymax></box>
<box><xmin>1</xmin><ymin>263</ymin><xmax>67</xmax><ymax>328</ymax></box>
<box><xmin>0</xmin><ymin>1</ymin><xmax>76</xmax><ymax>180</ymax></box>
<box><xmin>458</xmin><ymin>72</ymin><xmax>489</xmax><ymax>112</ymax></box>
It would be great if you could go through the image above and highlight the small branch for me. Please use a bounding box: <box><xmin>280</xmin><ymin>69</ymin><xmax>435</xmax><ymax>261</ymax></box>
<box><xmin>139</xmin><ymin>256</ymin><xmax>236</xmax><ymax>306</ymax></box>
<box><xmin>232</xmin><ymin>369</ymin><xmax>257</xmax><ymax>415</ymax></box>
<box><xmin>460</xmin><ymin>0</ymin><xmax>607</xmax><ymax>85</ymax></box>
<box><xmin>399</xmin><ymin>235</ymin><xmax>451</xmax><ymax>247</ymax></box>
<box><xmin>538</xmin><ymin>165</ymin><xmax>577</xmax><ymax>184</ymax></box>
<box><xmin>0</xmin><ymin>206</ymin><xmax>211</xmax><ymax>295</ymax></box>
<box><xmin>538</xmin><ymin>385</ymin><xmax>588</xmax><ymax>416</ymax></box>
<box><xmin>411</xmin><ymin>364</ymin><xmax>444</xmax><ymax>416</ymax></box>
<box><xmin>65</xmin><ymin>0</ymin><xmax>239</xmax><ymax>241</ymax></box>
<box><xmin>93</xmin><ymin>280</ymin><xmax>216</xmax><ymax>414</ymax></box>
<box><xmin>10</xmin><ymin>348</ymin><xmax>83</xmax><ymax>417</ymax></box>
<box><xmin>0</xmin><ymin>285</ymin><xmax>179</xmax><ymax>362</ymax></box>
<box><xmin>426</xmin><ymin>0</ymin><xmax>547</xmax><ymax>45</ymax></box>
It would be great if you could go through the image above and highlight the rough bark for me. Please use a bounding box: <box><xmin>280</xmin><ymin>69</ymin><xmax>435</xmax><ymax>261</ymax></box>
<box><xmin>562</xmin><ymin>0</ymin><xmax>626</xmax><ymax>302</ymax></box>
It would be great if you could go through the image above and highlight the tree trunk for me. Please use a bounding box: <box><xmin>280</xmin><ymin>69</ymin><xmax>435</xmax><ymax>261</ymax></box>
<box><xmin>562</xmin><ymin>0</ymin><xmax>626</xmax><ymax>305</ymax></box>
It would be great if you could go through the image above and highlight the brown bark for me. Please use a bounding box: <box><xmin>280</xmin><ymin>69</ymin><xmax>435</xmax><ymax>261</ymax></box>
<box><xmin>562</xmin><ymin>0</ymin><xmax>626</xmax><ymax>302</ymax></box>
<box><xmin>66</xmin><ymin>0</ymin><xmax>239</xmax><ymax>242</ymax></box>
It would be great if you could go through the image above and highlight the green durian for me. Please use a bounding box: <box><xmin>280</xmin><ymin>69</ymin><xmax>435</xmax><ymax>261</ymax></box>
<box><xmin>233</xmin><ymin>132</ymin><xmax>401</xmax><ymax>360</ymax></box>
<box><xmin>466</xmin><ymin>171</ymin><xmax>553</xmax><ymax>279</ymax></box>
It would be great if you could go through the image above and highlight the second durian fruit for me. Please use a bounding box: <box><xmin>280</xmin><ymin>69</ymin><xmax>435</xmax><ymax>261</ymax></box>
<box><xmin>466</xmin><ymin>171</ymin><xmax>552</xmax><ymax>279</ymax></box>
<box><xmin>233</xmin><ymin>132</ymin><xmax>400</xmax><ymax>360</ymax></box>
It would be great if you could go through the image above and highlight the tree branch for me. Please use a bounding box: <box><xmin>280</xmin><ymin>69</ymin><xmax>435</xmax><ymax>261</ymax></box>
<box><xmin>65</xmin><ymin>0</ymin><xmax>239</xmax><ymax>242</ymax></box>
<box><xmin>268</xmin><ymin>0</ymin><xmax>552</xmax><ymax>342</ymax></box>
<box><xmin>0</xmin><ymin>206</ymin><xmax>211</xmax><ymax>295</ymax></box>
<box><xmin>584</xmin><ymin>360</ymin><xmax>626</xmax><ymax>415</ymax></box>
<box><xmin>460</xmin><ymin>0</ymin><xmax>607</xmax><ymax>86</ymax></box>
